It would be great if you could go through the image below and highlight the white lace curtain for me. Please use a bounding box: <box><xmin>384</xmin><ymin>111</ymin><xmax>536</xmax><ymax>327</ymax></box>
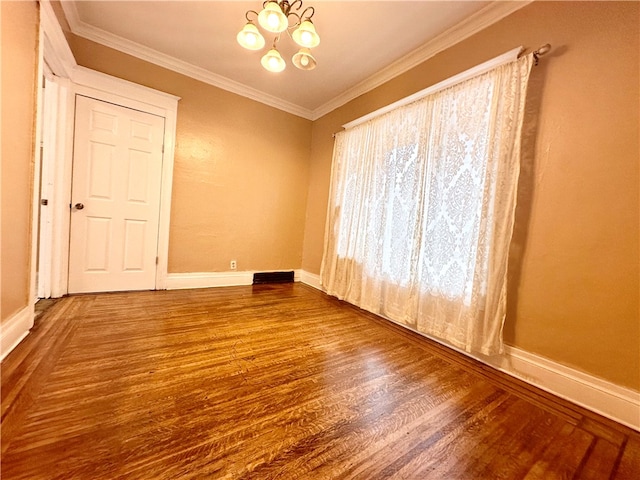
<box><xmin>321</xmin><ymin>54</ymin><xmax>534</xmax><ymax>356</ymax></box>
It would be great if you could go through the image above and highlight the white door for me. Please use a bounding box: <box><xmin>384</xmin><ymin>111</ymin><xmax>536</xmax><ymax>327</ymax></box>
<box><xmin>68</xmin><ymin>95</ymin><xmax>165</xmax><ymax>293</ymax></box>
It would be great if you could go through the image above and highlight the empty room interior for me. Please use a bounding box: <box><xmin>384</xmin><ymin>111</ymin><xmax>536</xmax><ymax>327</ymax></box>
<box><xmin>1</xmin><ymin>0</ymin><xmax>639</xmax><ymax>478</ymax></box>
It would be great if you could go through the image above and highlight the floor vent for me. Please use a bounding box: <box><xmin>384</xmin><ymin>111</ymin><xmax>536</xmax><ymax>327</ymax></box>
<box><xmin>253</xmin><ymin>271</ymin><xmax>295</xmax><ymax>284</ymax></box>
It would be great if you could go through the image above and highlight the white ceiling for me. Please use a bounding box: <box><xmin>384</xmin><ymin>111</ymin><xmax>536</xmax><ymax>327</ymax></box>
<box><xmin>60</xmin><ymin>1</ymin><xmax>528</xmax><ymax>119</ymax></box>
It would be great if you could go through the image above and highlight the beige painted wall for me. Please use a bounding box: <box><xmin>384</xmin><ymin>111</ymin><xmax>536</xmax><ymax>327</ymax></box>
<box><xmin>302</xmin><ymin>1</ymin><xmax>639</xmax><ymax>389</ymax></box>
<box><xmin>69</xmin><ymin>36</ymin><xmax>312</xmax><ymax>273</ymax></box>
<box><xmin>1</xmin><ymin>1</ymin><xmax>39</xmax><ymax>323</ymax></box>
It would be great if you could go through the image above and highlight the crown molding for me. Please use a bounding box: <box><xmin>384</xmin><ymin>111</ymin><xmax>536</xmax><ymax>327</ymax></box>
<box><xmin>310</xmin><ymin>0</ymin><xmax>533</xmax><ymax>120</ymax></box>
<box><xmin>59</xmin><ymin>1</ymin><xmax>315</xmax><ymax>120</ymax></box>
<box><xmin>58</xmin><ymin>0</ymin><xmax>80</xmax><ymax>30</ymax></box>
<box><xmin>59</xmin><ymin>0</ymin><xmax>531</xmax><ymax>121</ymax></box>
<box><xmin>342</xmin><ymin>46</ymin><xmax>523</xmax><ymax>130</ymax></box>
<box><xmin>40</xmin><ymin>0</ymin><xmax>77</xmax><ymax>78</ymax></box>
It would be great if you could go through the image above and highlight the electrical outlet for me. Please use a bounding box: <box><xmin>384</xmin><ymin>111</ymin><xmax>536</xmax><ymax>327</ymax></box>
<box><xmin>230</xmin><ymin>260</ymin><xmax>237</xmax><ymax>270</ymax></box>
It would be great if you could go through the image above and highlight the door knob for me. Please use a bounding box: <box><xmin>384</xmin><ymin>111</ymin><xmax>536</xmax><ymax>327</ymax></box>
<box><xmin>74</xmin><ymin>203</ymin><xmax>84</xmax><ymax>210</ymax></box>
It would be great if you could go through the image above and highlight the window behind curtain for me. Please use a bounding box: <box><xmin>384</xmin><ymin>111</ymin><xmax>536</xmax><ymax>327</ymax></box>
<box><xmin>322</xmin><ymin>54</ymin><xmax>534</xmax><ymax>356</ymax></box>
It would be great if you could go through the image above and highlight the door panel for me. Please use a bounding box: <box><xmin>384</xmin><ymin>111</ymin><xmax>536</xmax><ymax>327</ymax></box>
<box><xmin>68</xmin><ymin>95</ymin><xmax>165</xmax><ymax>293</ymax></box>
<box><xmin>84</xmin><ymin>216</ymin><xmax>111</xmax><ymax>271</ymax></box>
<box><xmin>123</xmin><ymin>219</ymin><xmax>146</xmax><ymax>271</ymax></box>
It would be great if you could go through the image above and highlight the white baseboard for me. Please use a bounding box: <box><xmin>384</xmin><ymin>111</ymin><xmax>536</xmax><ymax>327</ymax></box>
<box><xmin>494</xmin><ymin>346</ymin><xmax>640</xmax><ymax>432</ymax></box>
<box><xmin>166</xmin><ymin>271</ymin><xmax>254</xmax><ymax>289</ymax></box>
<box><xmin>1</xmin><ymin>305</ymin><xmax>34</xmax><ymax>362</ymax></box>
<box><xmin>166</xmin><ymin>269</ymin><xmax>305</xmax><ymax>290</ymax></box>
<box><xmin>381</xmin><ymin>313</ymin><xmax>639</xmax><ymax>431</ymax></box>
<box><xmin>299</xmin><ymin>270</ymin><xmax>322</xmax><ymax>290</ymax></box>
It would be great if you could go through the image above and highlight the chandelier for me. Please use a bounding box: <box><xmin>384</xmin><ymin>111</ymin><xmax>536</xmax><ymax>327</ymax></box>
<box><xmin>237</xmin><ymin>0</ymin><xmax>320</xmax><ymax>73</ymax></box>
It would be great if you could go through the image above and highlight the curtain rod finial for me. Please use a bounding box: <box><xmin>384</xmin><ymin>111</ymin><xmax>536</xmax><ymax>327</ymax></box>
<box><xmin>535</xmin><ymin>44</ymin><xmax>551</xmax><ymax>56</ymax></box>
<box><xmin>533</xmin><ymin>44</ymin><xmax>551</xmax><ymax>65</ymax></box>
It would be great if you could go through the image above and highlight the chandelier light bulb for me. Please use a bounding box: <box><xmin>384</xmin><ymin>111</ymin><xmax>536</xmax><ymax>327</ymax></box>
<box><xmin>245</xmin><ymin>33</ymin><xmax>258</xmax><ymax>47</ymax></box>
<box><xmin>237</xmin><ymin>22</ymin><xmax>265</xmax><ymax>50</ymax></box>
<box><xmin>266</xmin><ymin>12</ymin><xmax>280</xmax><ymax>29</ymax></box>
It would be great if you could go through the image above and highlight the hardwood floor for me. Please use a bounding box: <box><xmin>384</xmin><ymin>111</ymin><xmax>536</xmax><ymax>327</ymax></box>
<box><xmin>1</xmin><ymin>283</ymin><xmax>638</xmax><ymax>479</ymax></box>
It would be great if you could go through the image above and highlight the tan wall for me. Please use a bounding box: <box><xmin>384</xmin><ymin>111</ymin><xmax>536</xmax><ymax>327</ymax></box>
<box><xmin>69</xmin><ymin>36</ymin><xmax>312</xmax><ymax>273</ymax></box>
<box><xmin>1</xmin><ymin>1</ymin><xmax>39</xmax><ymax>322</ymax></box>
<box><xmin>302</xmin><ymin>1</ymin><xmax>639</xmax><ymax>389</ymax></box>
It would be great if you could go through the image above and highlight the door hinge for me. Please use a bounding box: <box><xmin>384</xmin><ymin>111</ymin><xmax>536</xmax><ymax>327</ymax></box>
<box><xmin>162</xmin><ymin>144</ymin><xmax>165</xmax><ymax>153</ymax></box>
<box><xmin>41</xmin><ymin>199</ymin><xmax>49</xmax><ymax>206</ymax></box>
<box><xmin>156</xmin><ymin>256</ymin><xmax>159</xmax><ymax>265</ymax></box>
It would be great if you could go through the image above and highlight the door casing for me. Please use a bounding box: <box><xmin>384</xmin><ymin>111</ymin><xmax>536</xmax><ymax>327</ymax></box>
<box><xmin>48</xmin><ymin>68</ymin><xmax>179</xmax><ymax>296</ymax></box>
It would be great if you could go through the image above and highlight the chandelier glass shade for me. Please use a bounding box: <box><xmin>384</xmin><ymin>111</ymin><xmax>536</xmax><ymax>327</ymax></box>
<box><xmin>258</xmin><ymin>2</ymin><xmax>288</xmax><ymax>33</ymax></box>
<box><xmin>291</xmin><ymin>47</ymin><xmax>316</xmax><ymax>70</ymax></box>
<box><xmin>237</xmin><ymin>0</ymin><xmax>320</xmax><ymax>72</ymax></box>
<box><xmin>236</xmin><ymin>22</ymin><xmax>265</xmax><ymax>50</ymax></box>
<box><xmin>291</xmin><ymin>20</ymin><xmax>319</xmax><ymax>48</ymax></box>
<box><xmin>261</xmin><ymin>48</ymin><xmax>286</xmax><ymax>73</ymax></box>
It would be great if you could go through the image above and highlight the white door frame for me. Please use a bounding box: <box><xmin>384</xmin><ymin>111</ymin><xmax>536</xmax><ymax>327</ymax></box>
<box><xmin>30</xmin><ymin>17</ymin><xmax>46</xmax><ymax>305</ymax></box>
<box><xmin>40</xmin><ymin>0</ymin><xmax>76</xmax><ymax>297</ymax></box>
<box><xmin>60</xmin><ymin>69</ymin><xmax>180</xmax><ymax>294</ymax></box>
<box><xmin>48</xmin><ymin>75</ymin><xmax>74</xmax><ymax>298</ymax></box>
<box><xmin>39</xmin><ymin>0</ymin><xmax>180</xmax><ymax>296</ymax></box>
<box><xmin>37</xmin><ymin>70</ymin><xmax>57</xmax><ymax>299</ymax></box>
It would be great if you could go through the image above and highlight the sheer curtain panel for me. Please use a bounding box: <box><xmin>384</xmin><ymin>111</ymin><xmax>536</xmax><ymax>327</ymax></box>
<box><xmin>321</xmin><ymin>54</ymin><xmax>534</xmax><ymax>356</ymax></box>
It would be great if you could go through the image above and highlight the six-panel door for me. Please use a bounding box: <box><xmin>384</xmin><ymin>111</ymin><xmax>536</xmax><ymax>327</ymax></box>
<box><xmin>68</xmin><ymin>95</ymin><xmax>165</xmax><ymax>293</ymax></box>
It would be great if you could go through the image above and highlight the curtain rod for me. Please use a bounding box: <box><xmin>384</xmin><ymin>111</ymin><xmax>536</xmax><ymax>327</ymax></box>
<box><xmin>332</xmin><ymin>44</ymin><xmax>551</xmax><ymax>136</ymax></box>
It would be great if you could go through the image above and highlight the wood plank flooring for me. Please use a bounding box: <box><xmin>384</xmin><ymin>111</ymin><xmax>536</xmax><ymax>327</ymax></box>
<box><xmin>1</xmin><ymin>283</ymin><xmax>638</xmax><ymax>479</ymax></box>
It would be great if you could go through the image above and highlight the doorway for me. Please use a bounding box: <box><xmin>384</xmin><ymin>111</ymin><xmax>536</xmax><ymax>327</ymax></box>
<box><xmin>34</xmin><ymin>69</ymin><xmax>179</xmax><ymax>298</ymax></box>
